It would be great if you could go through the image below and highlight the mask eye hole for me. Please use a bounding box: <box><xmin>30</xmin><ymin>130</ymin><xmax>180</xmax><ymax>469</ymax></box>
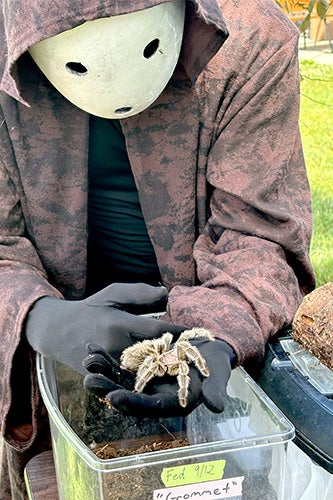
<box><xmin>143</xmin><ymin>38</ymin><xmax>160</xmax><ymax>59</ymax></box>
<box><xmin>115</xmin><ymin>107</ymin><xmax>132</xmax><ymax>115</ymax></box>
<box><xmin>66</xmin><ymin>62</ymin><xmax>88</xmax><ymax>75</ymax></box>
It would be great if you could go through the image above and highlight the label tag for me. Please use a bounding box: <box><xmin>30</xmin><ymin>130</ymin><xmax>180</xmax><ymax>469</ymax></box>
<box><xmin>161</xmin><ymin>460</ymin><xmax>226</xmax><ymax>487</ymax></box>
<box><xmin>154</xmin><ymin>476</ymin><xmax>244</xmax><ymax>499</ymax></box>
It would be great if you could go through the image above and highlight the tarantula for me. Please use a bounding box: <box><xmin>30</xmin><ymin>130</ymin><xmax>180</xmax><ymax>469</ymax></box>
<box><xmin>120</xmin><ymin>328</ymin><xmax>215</xmax><ymax>407</ymax></box>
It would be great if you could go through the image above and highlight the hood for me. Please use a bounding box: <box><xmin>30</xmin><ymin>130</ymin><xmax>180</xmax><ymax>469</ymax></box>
<box><xmin>0</xmin><ymin>0</ymin><xmax>228</xmax><ymax>104</ymax></box>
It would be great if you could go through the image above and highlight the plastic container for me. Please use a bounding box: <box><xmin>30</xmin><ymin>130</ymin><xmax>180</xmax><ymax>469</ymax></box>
<box><xmin>256</xmin><ymin>333</ymin><xmax>333</xmax><ymax>473</ymax></box>
<box><xmin>37</xmin><ymin>355</ymin><xmax>295</xmax><ymax>500</ymax></box>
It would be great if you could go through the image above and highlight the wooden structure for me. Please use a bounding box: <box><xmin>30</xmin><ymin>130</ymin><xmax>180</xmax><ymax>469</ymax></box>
<box><xmin>24</xmin><ymin>451</ymin><xmax>59</xmax><ymax>500</ymax></box>
<box><xmin>278</xmin><ymin>1</ymin><xmax>333</xmax><ymax>50</ymax></box>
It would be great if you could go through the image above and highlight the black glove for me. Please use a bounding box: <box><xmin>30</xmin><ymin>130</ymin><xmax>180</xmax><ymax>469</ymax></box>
<box><xmin>25</xmin><ymin>283</ymin><xmax>187</xmax><ymax>375</ymax></box>
<box><xmin>83</xmin><ymin>335</ymin><xmax>236</xmax><ymax>418</ymax></box>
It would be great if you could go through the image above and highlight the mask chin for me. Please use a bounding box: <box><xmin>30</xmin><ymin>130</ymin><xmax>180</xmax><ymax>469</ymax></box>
<box><xmin>28</xmin><ymin>1</ymin><xmax>186</xmax><ymax>118</ymax></box>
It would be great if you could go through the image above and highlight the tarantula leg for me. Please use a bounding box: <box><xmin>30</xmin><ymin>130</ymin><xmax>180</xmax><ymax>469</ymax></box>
<box><xmin>134</xmin><ymin>356</ymin><xmax>166</xmax><ymax>393</ymax></box>
<box><xmin>178</xmin><ymin>327</ymin><xmax>215</xmax><ymax>342</ymax></box>
<box><xmin>176</xmin><ymin>362</ymin><xmax>190</xmax><ymax>408</ymax></box>
<box><xmin>178</xmin><ymin>342</ymin><xmax>210</xmax><ymax>377</ymax></box>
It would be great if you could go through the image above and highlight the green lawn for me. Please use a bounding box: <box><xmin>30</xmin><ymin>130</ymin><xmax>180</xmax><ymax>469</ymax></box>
<box><xmin>299</xmin><ymin>60</ymin><xmax>333</xmax><ymax>286</ymax></box>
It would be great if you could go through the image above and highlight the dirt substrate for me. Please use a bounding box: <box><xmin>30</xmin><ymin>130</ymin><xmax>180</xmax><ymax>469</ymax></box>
<box><xmin>93</xmin><ymin>437</ymin><xmax>189</xmax><ymax>459</ymax></box>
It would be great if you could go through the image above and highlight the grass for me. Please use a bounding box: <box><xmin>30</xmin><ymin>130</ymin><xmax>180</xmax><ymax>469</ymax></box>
<box><xmin>299</xmin><ymin>59</ymin><xmax>333</xmax><ymax>286</ymax></box>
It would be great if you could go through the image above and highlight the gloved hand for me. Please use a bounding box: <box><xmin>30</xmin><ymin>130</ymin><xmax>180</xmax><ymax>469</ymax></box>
<box><xmin>83</xmin><ymin>335</ymin><xmax>236</xmax><ymax>417</ymax></box>
<box><xmin>25</xmin><ymin>283</ymin><xmax>187</xmax><ymax>375</ymax></box>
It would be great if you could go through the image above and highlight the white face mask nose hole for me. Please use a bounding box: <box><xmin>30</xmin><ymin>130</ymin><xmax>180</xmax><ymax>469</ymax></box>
<box><xmin>143</xmin><ymin>38</ymin><xmax>160</xmax><ymax>58</ymax></box>
<box><xmin>65</xmin><ymin>62</ymin><xmax>88</xmax><ymax>75</ymax></box>
<box><xmin>115</xmin><ymin>106</ymin><xmax>133</xmax><ymax>115</ymax></box>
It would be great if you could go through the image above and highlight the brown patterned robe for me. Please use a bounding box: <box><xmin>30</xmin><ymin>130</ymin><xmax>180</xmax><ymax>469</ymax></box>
<box><xmin>0</xmin><ymin>0</ymin><xmax>315</xmax><ymax>497</ymax></box>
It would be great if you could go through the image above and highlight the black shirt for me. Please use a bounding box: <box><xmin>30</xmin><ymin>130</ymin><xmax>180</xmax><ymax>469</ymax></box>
<box><xmin>87</xmin><ymin>116</ymin><xmax>161</xmax><ymax>293</ymax></box>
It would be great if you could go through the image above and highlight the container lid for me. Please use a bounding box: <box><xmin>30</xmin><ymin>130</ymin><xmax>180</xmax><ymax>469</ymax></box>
<box><xmin>280</xmin><ymin>338</ymin><xmax>333</xmax><ymax>395</ymax></box>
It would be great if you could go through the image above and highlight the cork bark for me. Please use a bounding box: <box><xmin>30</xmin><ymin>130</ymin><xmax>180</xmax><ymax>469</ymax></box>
<box><xmin>292</xmin><ymin>282</ymin><xmax>333</xmax><ymax>369</ymax></box>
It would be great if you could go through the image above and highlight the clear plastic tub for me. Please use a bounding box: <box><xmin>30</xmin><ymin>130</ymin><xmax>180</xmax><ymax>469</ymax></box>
<box><xmin>37</xmin><ymin>355</ymin><xmax>295</xmax><ymax>500</ymax></box>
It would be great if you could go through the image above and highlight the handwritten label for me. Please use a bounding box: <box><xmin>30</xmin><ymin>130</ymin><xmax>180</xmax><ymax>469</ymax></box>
<box><xmin>154</xmin><ymin>476</ymin><xmax>244</xmax><ymax>499</ymax></box>
<box><xmin>161</xmin><ymin>460</ymin><xmax>226</xmax><ymax>487</ymax></box>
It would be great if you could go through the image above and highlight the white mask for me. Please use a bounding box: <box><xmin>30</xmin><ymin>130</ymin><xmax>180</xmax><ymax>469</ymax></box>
<box><xmin>29</xmin><ymin>2</ymin><xmax>185</xmax><ymax>118</ymax></box>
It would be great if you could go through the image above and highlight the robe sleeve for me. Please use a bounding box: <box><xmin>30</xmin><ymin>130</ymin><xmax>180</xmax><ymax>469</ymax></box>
<box><xmin>167</xmin><ymin>33</ymin><xmax>315</xmax><ymax>365</ymax></box>
<box><xmin>0</xmin><ymin>113</ymin><xmax>62</xmax><ymax>449</ymax></box>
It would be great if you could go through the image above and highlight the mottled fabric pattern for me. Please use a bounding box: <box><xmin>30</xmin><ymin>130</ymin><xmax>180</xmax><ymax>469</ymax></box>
<box><xmin>0</xmin><ymin>0</ymin><xmax>315</xmax><ymax>497</ymax></box>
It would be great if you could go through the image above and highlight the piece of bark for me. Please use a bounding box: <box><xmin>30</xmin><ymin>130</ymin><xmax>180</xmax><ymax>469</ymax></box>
<box><xmin>292</xmin><ymin>282</ymin><xmax>333</xmax><ymax>370</ymax></box>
